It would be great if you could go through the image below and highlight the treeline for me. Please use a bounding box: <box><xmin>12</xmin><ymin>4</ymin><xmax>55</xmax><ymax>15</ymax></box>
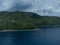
<box><xmin>0</xmin><ymin>11</ymin><xmax>60</xmax><ymax>29</ymax></box>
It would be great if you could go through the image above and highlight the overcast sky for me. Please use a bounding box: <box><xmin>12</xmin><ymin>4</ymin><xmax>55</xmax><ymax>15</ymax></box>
<box><xmin>0</xmin><ymin>0</ymin><xmax>60</xmax><ymax>16</ymax></box>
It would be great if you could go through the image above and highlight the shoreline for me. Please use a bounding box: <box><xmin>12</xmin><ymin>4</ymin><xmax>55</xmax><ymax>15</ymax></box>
<box><xmin>0</xmin><ymin>29</ymin><xmax>39</xmax><ymax>32</ymax></box>
<box><xmin>0</xmin><ymin>25</ymin><xmax>60</xmax><ymax>32</ymax></box>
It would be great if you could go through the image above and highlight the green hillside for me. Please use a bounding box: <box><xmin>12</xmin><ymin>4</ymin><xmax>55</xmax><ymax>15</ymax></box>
<box><xmin>0</xmin><ymin>11</ymin><xmax>60</xmax><ymax>30</ymax></box>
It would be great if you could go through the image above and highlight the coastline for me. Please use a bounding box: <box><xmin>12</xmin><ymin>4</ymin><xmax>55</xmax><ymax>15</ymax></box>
<box><xmin>0</xmin><ymin>29</ymin><xmax>39</xmax><ymax>32</ymax></box>
<box><xmin>0</xmin><ymin>25</ymin><xmax>60</xmax><ymax>32</ymax></box>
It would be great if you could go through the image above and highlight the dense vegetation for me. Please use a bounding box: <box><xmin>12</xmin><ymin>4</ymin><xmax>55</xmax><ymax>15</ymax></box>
<box><xmin>0</xmin><ymin>11</ymin><xmax>60</xmax><ymax>30</ymax></box>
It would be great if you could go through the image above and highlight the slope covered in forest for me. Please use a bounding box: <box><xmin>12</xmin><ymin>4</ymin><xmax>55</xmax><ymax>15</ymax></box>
<box><xmin>0</xmin><ymin>11</ymin><xmax>60</xmax><ymax>30</ymax></box>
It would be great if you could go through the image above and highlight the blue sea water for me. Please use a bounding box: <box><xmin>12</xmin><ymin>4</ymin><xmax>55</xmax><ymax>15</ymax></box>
<box><xmin>0</xmin><ymin>27</ymin><xmax>60</xmax><ymax>45</ymax></box>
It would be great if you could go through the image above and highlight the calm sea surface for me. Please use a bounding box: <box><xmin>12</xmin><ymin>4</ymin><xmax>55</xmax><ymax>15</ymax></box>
<box><xmin>0</xmin><ymin>27</ymin><xmax>60</xmax><ymax>45</ymax></box>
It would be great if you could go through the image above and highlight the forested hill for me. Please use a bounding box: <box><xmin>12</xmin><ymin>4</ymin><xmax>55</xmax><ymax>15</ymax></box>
<box><xmin>0</xmin><ymin>11</ymin><xmax>60</xmax><ymax>29</ymax></box>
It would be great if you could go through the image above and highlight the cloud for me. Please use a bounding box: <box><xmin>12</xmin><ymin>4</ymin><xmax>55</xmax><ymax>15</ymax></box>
<box><xmin>0</xmin><ymin>0</ymin><xmax>60</xmax><ymax>16</ymax></box>
<box><xmin>0</xmin><ymin>0</ymin><xmax>34</xmax><ymax>11</ymax></box>
<box><xmin>41</xmin><ymin>0</ymin><xmax>60</xmax><ymax>13</ymax></box>
<box><xmin>0</xmin><ymin>0</ymin><xmax>47</xmax><ymax>12</ymax></box>
<box><xmin>0</xmin><ymin>0</ymin><xmax>14</xmax><ymax>11</ymax></box>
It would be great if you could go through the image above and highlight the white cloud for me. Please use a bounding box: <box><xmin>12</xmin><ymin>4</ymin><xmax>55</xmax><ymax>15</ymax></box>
<box><xmin>41</xmin><ymin>1</ymin><xmax>60</xmax><ymax>13</ymax></box>
<box><xmin>0</xmin><ymin>0</ymin><xmax>60</xmax><ymax>16</ymax></box>
<box><xmin>41</xmin><ymin>4</ymin><xmax>54</xmax><ymax>10</ymax></box>
<box><xmin>0</xmin><ymin>0</ymin><xmax>14</xmax><ymax>11</ymax></box>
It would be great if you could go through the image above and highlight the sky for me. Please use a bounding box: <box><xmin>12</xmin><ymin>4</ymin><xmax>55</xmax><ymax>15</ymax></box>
<box><xmin>0</xmin><ymin>0</ymin><xmax>60</xmax><ymax>16</ymax></box>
